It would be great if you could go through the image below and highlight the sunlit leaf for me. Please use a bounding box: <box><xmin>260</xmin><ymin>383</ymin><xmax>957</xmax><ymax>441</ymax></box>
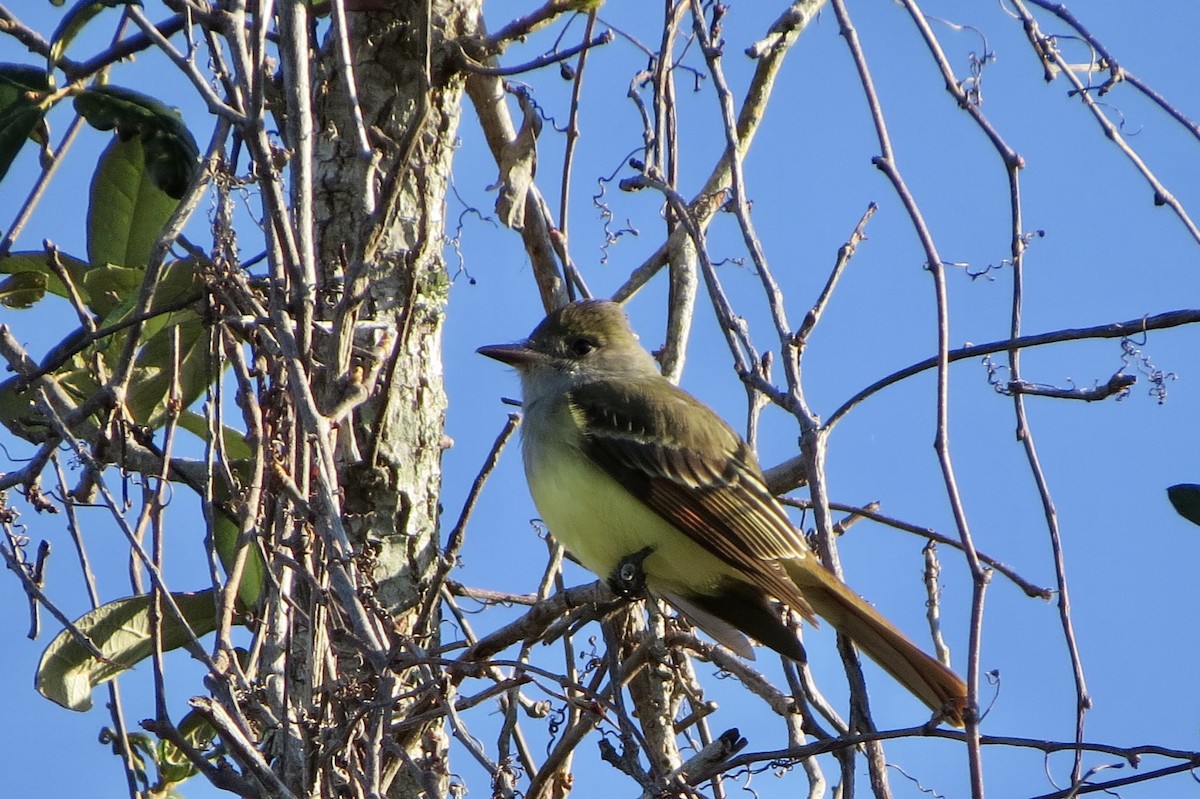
<box><xmin>0</xmin><ymin>270</ymin><xmax>47</xmax><ymax>308</ymax></box>
<box><xmin>156</xmin><ymin>709</ymin><xmax>218</xmax><ymax>786</ymax></box>
<box><xmin>85</xmin><ymin>260</ymin><xmax>208</xmax><ymax>429</ymax></box>
<box><xmin>81</xmin><ymin>263</ymin><xmax>146</xmax><ymax>317</ymax></box>
<box><xmin>75</xmin><ymin>85</ymin><xmax>199</xmax><ymax>198</ymax></box>
<box><xmin>90</xmin><ymin>258</ymin><xmax>203</xmax><ymax>330</ymax></box>
<box><xmin>36</xmin><ymin>590</ymin><xmax>220</xmax><ymax>712</ymax></box>
<box><xmin>1167</xmin><ymin>484</ymin><xmax>1200</xmax><ymax>527</ymax></box>
<box><xmin>0</xmin><ymin>250</ymin><xmax>92</xmax><ymax>302</ymax></box>
<box><xmin>0</xmin><ymin>258</ymin><xmax>211</xmax><ymax>444</ymax></box>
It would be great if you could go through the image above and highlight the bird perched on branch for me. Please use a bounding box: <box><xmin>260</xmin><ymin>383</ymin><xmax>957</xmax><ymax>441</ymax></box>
<box><xmin>479</xmin><ymin>299</ymin><xmax>967</xmax><ymax>727</ymax></box>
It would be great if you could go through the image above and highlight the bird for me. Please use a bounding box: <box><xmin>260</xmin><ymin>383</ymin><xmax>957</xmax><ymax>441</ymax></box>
<box><xmin>478</xmin><ymin>299</ymin><xmax>967</xmax><ymax>726</ymax></box>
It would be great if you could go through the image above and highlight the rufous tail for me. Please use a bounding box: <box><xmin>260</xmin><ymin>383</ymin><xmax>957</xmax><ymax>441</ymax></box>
<box><xmin>787</xmin><ymin>561</ymin><xmax>968</xmax><ymax>727</ymax></box>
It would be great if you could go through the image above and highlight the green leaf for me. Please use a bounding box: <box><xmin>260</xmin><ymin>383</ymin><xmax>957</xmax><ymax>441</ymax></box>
<box><xmin>91</xmin><ymin>257</ymin><xmax>202</xmax><ymax>328</ymax></box>
<box><xmin>0</xmin><ymin>65</ymin><xmax>51</xmax><ymax>108</ymax></box>
<box><xmin>100</xmin><ymin>728</ymin><xmax>150</xmax><ymax>784</ymax></box>
<box><xmin>0</xmin><ymin>270</ymin><xmax>48</xmax><ymax>308</ymax></box>
<box><xmin>125</xmin><ymin>312</ymin><xmax>210</xmax><ymax>427</ymax></box>
<box><xmin>156</xmin><ymin>709</ymin><xmax>218</xmax><ymax>786</ymax></box>
<box><xmin>206</xmin><ymin>458</ymin><xmax>265</xmax><ymax>608</ymax></box>
<box><xmin>1167</xmin><ymin>484</ymin><xmax>1200</xmax><ymax>527</ymax></box>
<box><xmin>36</xmin><ymin>590</ymin><xmax>220</xmax><ymax>712</ymax></box>
<box><xmin>0</xmin><ymin>64</ymin><xmax>52</xmax><ymax>183</ymax></box>
<box><xmin>0</xmin><ymin>328</ymin><xmax>98</xmax><ymax>444</ymax></box>
<box><xmin>0</xmin><ymin>258</ymin><xmax>210</xmax><ymax>442</ymax></box>
<box><xmin>176</xmin><ymin>409</ymin><xmax>254</xmax><ymax>462</ymax></box>
<box><xmin>212</xmin><ymin>512</ymin><xmax>265</xmax><ymax>608</ymax></box>
<box><xmin>171</xmin><ymin>415</ymin><xmax>265</xmax><ymax>608</ymax></box>
<box><xmin>75</xmin><ymin>85</ymin><xmax>199</xmax><ymax>198</ymax></box>
<box><xmin>81</xmin><ymin>263</ymin><xmax>145</xmax><ymax>317</ymax></box>
<box><xmin>0</xmin><ymin>375</ymin><xmax>50</xmax><ymax>442</ymax></box>
<box><xmin>56</xmin><ymin>368</ymin><xmax>105</xmax><ymax>425</ymax></box>
<box><xmin>81</xmin><ymin>259</ymin><xmax>207</xmax><ymax>430</ymax></box>
<box><xmin>49</xmin><ymin>1</ymin><xmax>142</xmax><ymax>72</ymax></box>
<box><xmin>87</xmin><ymin>136</ymin><xmax>181</xmax><ymax>269</ymax></box>
<box><xmin>0</xmin><ymin>250</ymin><xmax>92</xmax><ymax>302</ymax></box>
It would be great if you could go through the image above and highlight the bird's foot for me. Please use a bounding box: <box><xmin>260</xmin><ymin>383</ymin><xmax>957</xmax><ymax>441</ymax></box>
<box><xmin>608</xmin><ymin>546</ymin><xmax>655</xmax><ymax>598</ymax></box>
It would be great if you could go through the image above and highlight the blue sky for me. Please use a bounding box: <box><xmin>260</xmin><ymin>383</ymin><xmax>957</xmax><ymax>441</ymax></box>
<box><xmin>1</xmin><ymin>2</ymin><xmax>1198</xmax><ymax>797</ymax></box>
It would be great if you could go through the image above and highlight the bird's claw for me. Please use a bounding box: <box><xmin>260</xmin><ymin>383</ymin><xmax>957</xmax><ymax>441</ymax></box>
<box><xmin>608</xmin><ymin>546</ymin><xmax>655</xmax><ymax>598</ymax></box>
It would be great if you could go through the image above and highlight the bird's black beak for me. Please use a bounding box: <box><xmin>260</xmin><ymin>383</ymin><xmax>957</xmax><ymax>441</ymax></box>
<box><xmin>476</xmin><ymin>342</ymin><xmax>545</xmax><ymax>367</ymax></box>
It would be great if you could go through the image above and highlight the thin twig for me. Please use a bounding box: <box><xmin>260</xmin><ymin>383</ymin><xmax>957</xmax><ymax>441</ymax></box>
<box><xmin>456</xmin><ymin>31</ymin><xmax>613</xmax><ymax>78</ymax></box>
<box><xmin>416</xmin><ymin>413</ymin><xmax>520</xmax><ymax>636</ymax></box>
<box><xmin>191</xmin><ymin>696</ymin><xmax>298</xmax><ymax>799</ymax></box>
<box><xmin>0</xmin><ymin>525</ymin><xmax>111</xmax><ymax>662</ymax></box>
<box><xmin>554</xmin><ymin>11</ymin><xmax>597</xmax><ymax>303</ymax></box>
<box><xmin>0</xmin><ymin>115</ymin><xmax>88</xmax><ymax>258</ymax></box>
<box><xmin>465</xmin><ymin>70</ymin><xmax>569</xmax><ymax>310</ymax></box>
<box><xmin>1010</xmin><ymin>0</ymin><xmax>1200</xmax><ymax>244</ymax></box>
<box><xmin>612</xmin><ymin>0</ymin><xmax>827</xmax><ymax>304</ymax></box>
<box><xmin>796</xmin><ymin>202</ymin><xmax>876</xmax><ymax>347</ymax></box>
<box><xmin>1022</xmin><ymin>0</ymin><xmax>1200</xmax><ymax>144</ymax></box>
<box><xmin>782</xmin><ymin>497</ymin><xmax>1052</xmax><ymax>600</ymax></box>
<box><xmin>831</xmin><ymin>1</ymin><xmax>988</xmax><ymax>793</ymax></box>
<box><xmin>825</xmin><ymin>309</ymin><xmax>1200</xmax><ymax>430</ymax></box>
<box><xmin>126</xmin><ymin>6</ymin><xmax>248</xmax><ymax>124</ymax></box>
<box><xmin>1007</xmin><ymin>373</ymin><xmax>1135</xmax><ymax>401</ymax></box>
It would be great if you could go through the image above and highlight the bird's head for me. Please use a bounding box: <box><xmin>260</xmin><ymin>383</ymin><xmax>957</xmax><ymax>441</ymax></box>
<box><xmin>477</xmin><ymin>300</ymin><xmax>660</xmax><ymax>393</ymax></box>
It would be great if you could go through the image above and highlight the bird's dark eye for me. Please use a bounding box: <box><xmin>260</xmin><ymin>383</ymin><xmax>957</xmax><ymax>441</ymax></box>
<box><xmin>569</xmin><ymin>337</ymin><xmax>597</xmax><ymax>356</ymax></box>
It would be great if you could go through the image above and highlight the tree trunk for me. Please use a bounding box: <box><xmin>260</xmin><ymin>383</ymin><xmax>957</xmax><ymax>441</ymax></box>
<box><xmin>312</xmin><ymin>2</ymin><xmax>479</xmax><ymax>795</ymax></box>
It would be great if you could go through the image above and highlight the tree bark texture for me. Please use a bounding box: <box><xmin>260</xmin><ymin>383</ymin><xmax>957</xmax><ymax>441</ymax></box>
<box><xmin>310</xmin><ymin>2</ymin><xmax>480</xmax><ymax>795</ymax></box>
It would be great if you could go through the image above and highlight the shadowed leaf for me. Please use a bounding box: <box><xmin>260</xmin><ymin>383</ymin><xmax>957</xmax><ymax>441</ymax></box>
<box><xmin>176</xmin><ymin>410</ymin><xmax>254</xmax><ymax>462</ymax></box>
<box><xmin>1167</xmin><ymin>484</ymin><xmax>1200</xmax><ymax>527</ymax></box>
<box><xmin>0</xmin><ymin>332</ymin><xmax>98</xmax><ymax>444</ymax></box>
<box><xmin>49</xmin><ymin>1</ymin><xmax>143</xmax><ymax>71</ymax></box>
<box><xmin>86</xmin><ymin>137</ymin><xmax>181</xmax><ymax>270</ymax></box>
<box><xmin>212</xmin><ymin>512</ymin><xmax>266</xmax><ymax>608</ymax></box>
<box><xmin>0</xmin><ymin>64</ymin><xmax>51</xmax><ymax>183</ymax></box>
<box><xmin>75</xmin><ymin>85</ymin><xmax>199</xmax><ymax>198</ymax></box>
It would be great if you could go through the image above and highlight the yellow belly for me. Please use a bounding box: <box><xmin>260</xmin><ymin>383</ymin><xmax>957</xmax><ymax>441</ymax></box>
<box><xmin>525</xmin><ymin>441</ymin><xmax>734</xmax><ymax>597</ymax></box>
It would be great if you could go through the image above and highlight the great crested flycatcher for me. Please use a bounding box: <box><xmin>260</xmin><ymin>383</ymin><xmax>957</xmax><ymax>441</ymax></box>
<box><xmin>479</xmin><ymin>299</ymin><xmax>967</xmax><ymax>726</ymax></box>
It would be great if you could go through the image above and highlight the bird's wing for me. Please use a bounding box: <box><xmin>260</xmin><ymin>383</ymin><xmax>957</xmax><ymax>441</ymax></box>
<box><xmin>569</xmin><ymin>377</ymin><xmax>969</xmax><ymax>726</ymax></box>
<box><xmin>568</xmin><ymin>377</ymin><xmax>821</xmax><ymax>622</ymax></box>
